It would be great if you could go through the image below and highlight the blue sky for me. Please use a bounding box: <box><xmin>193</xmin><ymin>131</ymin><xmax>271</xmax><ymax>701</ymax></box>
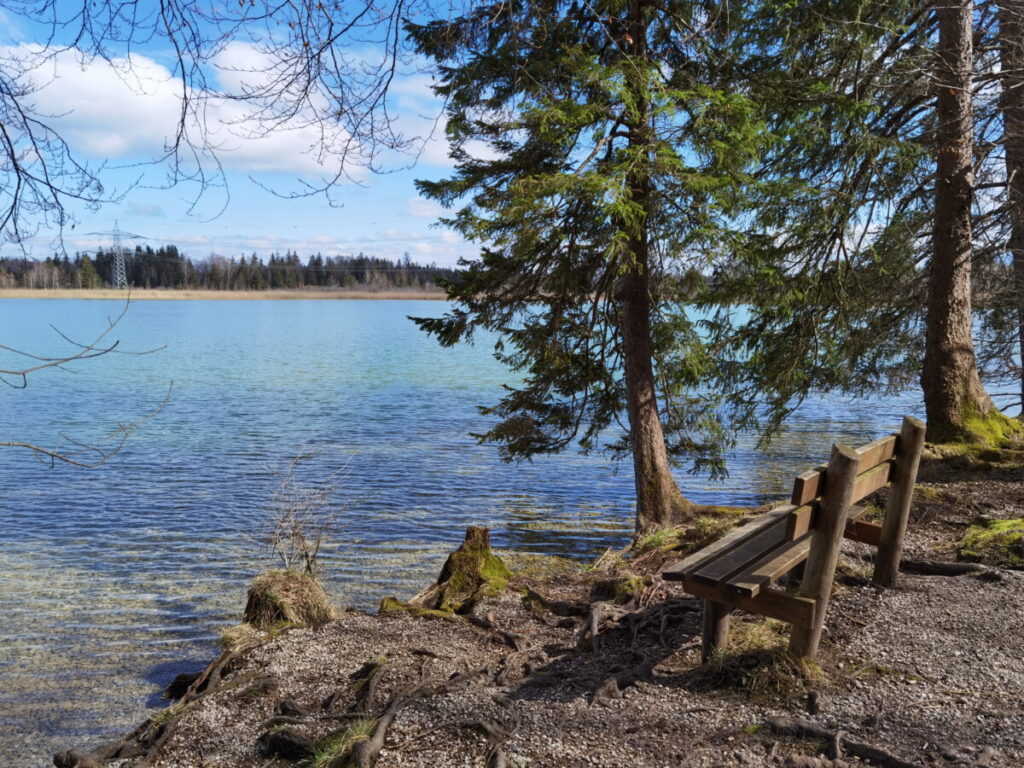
<box><xmin>0</xmin><ymin>4</ymin><xmax>474</xmax><ymax>266</ymax></box>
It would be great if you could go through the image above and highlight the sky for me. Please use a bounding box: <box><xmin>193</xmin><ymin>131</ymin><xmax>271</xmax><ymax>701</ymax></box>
<box><xmin>0</xmin><ymin>3</ymin><xmax>475</xmax><ymax>267</ymax></box>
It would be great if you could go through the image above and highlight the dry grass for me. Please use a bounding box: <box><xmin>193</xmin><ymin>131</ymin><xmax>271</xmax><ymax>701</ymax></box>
<box><xmin>691</xmin><ymin>618</ymin><xmax>826</xmax><ymax>702</ymax></box>
<box><xmin>312</xmin><ymin>719</ymin><xmax>377</xmax><ymax>768</ymax></box>
<box><xmin>242</xmin><ymin>569</ymin><xmax>336</xmax><ymax>630</ymax></box>
<box><xmin>0</xmin><ymin>288</ymin><xmax>445</xmax><ymax>301</ymax></box>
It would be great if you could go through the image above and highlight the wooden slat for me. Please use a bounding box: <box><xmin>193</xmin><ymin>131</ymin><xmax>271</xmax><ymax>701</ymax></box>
<box><xmin>683</xmin><ymin>580</ymin><xmax>817</xmax><ymax>629</ymax></box>
<box><xmin>726</xmin><ymin>534</ymin><xmax>813</xmax><ymax>598</ymax></box>
<box><xmin>845</xmin><ymin>520</ymin><xmax>883</xmax><ymax>546</ymax></box>
<box><xmin>791</xmin><ymin>465</ymin><xmax>827</xmax><ymax>506</ymax></box>
<box><xmin>661</xmin><ymin>505</ymin><xmax>795</xmax><ymax>581</ymax></box>
<box><xmin>849</xmin><ymin>461</ymin><xmax>893</xmax><ymax>505</ymax></box>
<box><xmin>855</xmin><ymin>434</ymin><xmax>897</xmax><ymax>473</ymax></box>
<box><xmin>846</xmin><ymin>504</ymin><xmax>868</xmax><ymax>522</ymax></box>
<box><xmin>785</xmin><ymin>503</ymin><xmax>816</xmax><ymax>539</ymax></box>
<box><xmin>691</xmin><ymin>518</ymin><xmax>789</xmax><ymax>586</ymax></box>
<box><xmin>790</xmin><ymin>443</ymin><xmax>860</xmax><ymax>659</ymax></box>
<box><xmin>791</xmin><ymin>435</ymin><xmax>896</xmax><ymax>507</ymax></box>
<box><xmin>729</xmin><ymin>504</ymin><xmax>868</xmax><ymax>599</ymax></box>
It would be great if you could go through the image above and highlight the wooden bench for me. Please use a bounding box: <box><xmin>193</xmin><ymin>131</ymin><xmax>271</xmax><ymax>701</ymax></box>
<box><xmin>662</xmin><ymin>416</ymin><xmax>926</xmax><ymax>660</ymax></box>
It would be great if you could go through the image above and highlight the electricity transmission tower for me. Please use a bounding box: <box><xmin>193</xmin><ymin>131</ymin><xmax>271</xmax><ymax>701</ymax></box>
<box><xmin>85</xmin><ymin>221</ymin><xmax>145</xmax><ymax>288</ymax></box>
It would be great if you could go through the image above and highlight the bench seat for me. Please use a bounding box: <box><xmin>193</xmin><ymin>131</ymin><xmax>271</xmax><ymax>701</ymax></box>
<box><xmin>661</xmin><ymin>416</ymin><xmax>926</xmax><ymax>660</ymax></box>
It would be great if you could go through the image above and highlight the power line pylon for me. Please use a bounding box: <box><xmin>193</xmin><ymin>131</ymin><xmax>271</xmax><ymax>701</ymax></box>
<box><xmin>111</xmin><ymin>221</ymin><xmax>128</xmax><ymax>289</ymax></box>
<box><xmin>85</xmin><ymin>221</ymin><xmax>145</xmax><ymax>289</ymax></box>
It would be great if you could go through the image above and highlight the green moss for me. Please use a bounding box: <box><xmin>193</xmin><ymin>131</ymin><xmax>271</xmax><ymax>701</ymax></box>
<box><xmin>961</xmin><ymin>409</ymin><xmax>1022</xmax><ymax>448</ymax></box>
<box><xmin>377</xmin><ymin>597</ymin><xmax>455</xmax><ymax>620</ymax></box>
<box><xmin>741</xmin><ymin>724</ymin><xmax>762</xmax><ymax>735</ymax></box>
<box><xmin>690</xmin><ymin>515</ymin><xmax>738</xmax><ymax>548</ymax></box>
<box><xmin>312</xmin><ymin>719</ymin><xmax>377</xmax><ymax>768</ymax></box>
<box><xmin>435</xmin><ymin>529</ymin><xmax>511</xmax><ymax>612</ymax></box>
<box><xmin>614</xmin><ymin>574</ymin><xmax>645</xmax><ymax>604</ymax></box>
<box><xmin>704</xmin><ymin>505</ymin><xmax>751</xmax><ymax>517</ymax></box>
<box><xmin>958</xmin><ymin>518</ymin><xmax>1024</xmax><ymax>566</ymax></box>
<box><xmin>500</xmin><ymin>552</ymin><xmax>582</xmax><ymax>580</ymax></box>
<box><xmin>914</xmin><ymin>484</ymin><xmax>944</xmax><ymax>501</ymax></box>
<box><xmin>634</xmin><ymin>528</ymin><xmax>682</xmax><ymax>554</ymax></box>
<box><xmin>857</xmin><ymin>502</ymin><xmax>883</xmax><ymax>521</ymax></box>
<box><xmin>591</xmin><ymin>573</ymin><xmax>646</xmax><ymax>604</ymax></box>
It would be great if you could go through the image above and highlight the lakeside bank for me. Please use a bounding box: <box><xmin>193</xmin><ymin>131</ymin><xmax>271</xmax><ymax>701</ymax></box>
<box><xmin>0</xmin><ymin>288</ymin><xmax>446</xmax><ymax>300</ymax></box>
<box><xmin>53</xmin><ymin>448</ymin><xmax>1024</xmax><ymax>768</ymax></box>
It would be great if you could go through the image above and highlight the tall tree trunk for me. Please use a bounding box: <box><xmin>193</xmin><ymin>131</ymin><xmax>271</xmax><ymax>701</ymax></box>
<box><xmin>922</xmin><ymin>0</ymin><xmax>994</xmax><ymax>441</ymax></box>
<box><xmin>619</xmin><ymin>0</ymin><xmax>691</xmax><ymax>534</ymax></box>
<box><xmin>1000</xmin><ymin>0</ymin><xmax>1024</xmax><ymax>415</ymax></box>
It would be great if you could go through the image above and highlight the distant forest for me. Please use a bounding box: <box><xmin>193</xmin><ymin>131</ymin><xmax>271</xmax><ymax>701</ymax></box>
<box><xmin>0</xmin><ymin>246</ymin><xmax>458</xmax><ymax>291</ymax></box>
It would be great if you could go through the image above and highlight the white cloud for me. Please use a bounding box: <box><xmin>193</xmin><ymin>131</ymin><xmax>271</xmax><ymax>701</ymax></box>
<box><xmin>5</xmin><ymin>43</ymin><xmax>364</xmax><ymax>179</ymax></box>
<box><xmin>406</xmin><ymin>197</ymin><xmax>445</xmax><ymax>219</ymax></box>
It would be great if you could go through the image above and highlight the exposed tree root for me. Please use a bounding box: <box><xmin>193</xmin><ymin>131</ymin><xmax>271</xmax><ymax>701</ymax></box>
<box><xmin>349</xmin><ymin>658</ymin><xmax>388</xmax><ymax>714</ymax></box>
<box><xmin>469</xmin><ymin>610</ymin><xmax>530</xmax><ymax>651</ymax></box>
<box><xmin>764</xmin><ymin>716</ymin><xmax>928</xmax><ymax>768</ymax></box>
<box><xmin>521</xmin><ymin>587</ymin><xmax>589</xmax><ymax>617</ymax></box>
<box><xmin>899</xmin><ymin>559</ymin><xmax>994</xmax><ymax>577</ymax></box>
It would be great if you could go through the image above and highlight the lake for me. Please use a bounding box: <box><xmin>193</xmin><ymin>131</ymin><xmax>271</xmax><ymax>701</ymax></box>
<box><xmin>0</xmin><ymin>298</ymin><xmax>922</xmax><ymax>766</ymax></box>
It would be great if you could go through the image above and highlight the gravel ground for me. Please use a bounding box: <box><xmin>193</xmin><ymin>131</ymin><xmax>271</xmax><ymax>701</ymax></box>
<box><xmin>67</xmin><ymin>457</ymin><xmax>1023</xmax><ymax>768</ymax></box>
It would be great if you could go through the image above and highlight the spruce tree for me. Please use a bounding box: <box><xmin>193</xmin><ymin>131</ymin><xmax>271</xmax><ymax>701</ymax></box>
<box><xmin>705</xmin><ymin>0</ymin><xmax>1013</xmax><ymax>443</ymax></box>
<box><xmin>408</xmin><ymin>0</ymin><xmax>765</xmax><ymax>532</ymax></box>
<box><xmin>78</xmin><ymin>254</ymin><xmax>99</xmax><ymax>289</ymax></box>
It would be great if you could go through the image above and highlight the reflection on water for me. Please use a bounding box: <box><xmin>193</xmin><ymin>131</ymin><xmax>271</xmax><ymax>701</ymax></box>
<box><xmin>0</xmin><ymin>299</ymin><xmax>923</xmax><ymax>766</ymax></box>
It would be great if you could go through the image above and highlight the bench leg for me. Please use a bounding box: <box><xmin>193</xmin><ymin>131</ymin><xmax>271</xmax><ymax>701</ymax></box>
<box><xmin>789</xmin><ymin>443</ymin><xmax>860</xmax><ymax>659</ymax></box>
<box><xmin>701</xmin><ymin>599</ymin><xmax>730</xmax><ymax>662</ymax></box>
<box><xmin>874</xmin><ymin>416</ymin><xmax>926</xmax><ymax>587</ymax></box>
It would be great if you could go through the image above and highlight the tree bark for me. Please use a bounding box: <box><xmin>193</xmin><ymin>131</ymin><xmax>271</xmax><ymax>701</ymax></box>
<box><xmin>619</xmin><ymin>0</ymin><xmax>691</xmax><ymax>534</ymax></box>
<box><xmin>922</xmin><ymin>0</ymin><xmax>994</xmax><ymax>441</ymax></box>
<box><xmin>1000</xmin><ymin>0</ymin><xmax>1024</xmax><ymax>415</ymax></box>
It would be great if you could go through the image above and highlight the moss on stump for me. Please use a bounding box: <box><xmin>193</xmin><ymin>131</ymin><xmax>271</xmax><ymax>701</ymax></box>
<box><xmin>243</xmin><ymin>569</ymin><xmax>336</xmax><ymax>630</ymax></box>
<box><xmin>381</xmin><ymin>527</ymin><xmax>511</xmax><ymax>617</ymax></box>
<box><xmin>958</xmin><ymin>518</ymin><xmax>1024</xmax><ymax>567</ymax></box>
<box><xmin>434</xmin><ymin>526</ymin><xmax>510</xmax><ymax>612</ymax></box>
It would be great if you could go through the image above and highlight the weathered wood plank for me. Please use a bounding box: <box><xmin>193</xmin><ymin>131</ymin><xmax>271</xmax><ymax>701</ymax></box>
<box><xmin>728</xmin><ymin>503</ymin><xmax>872</xmax><ymax>599</ymax></box>
<box><xmin>874</xmin><ymin>416</ymin><xmax>927</xmax><ymax>587</ymax></box>
<box><xmin>701</xmin><ymin>599</ymin><xmax>731</xmax><ymax>662</ymax></box>
<box><xmin>726</xmin><ymin>534</ymin><xmax>813</xmax><ymax>598</ymax></box>
<box><xmin>846</xmin><ymin>504</ymin><xmax>868</xmax><ymax>522</ymax></box>
<box><xmin>844</xmin><ymin>520</ymin><xmax>883</xmax><ymax>546</ymax></box>
<box><xmin>790</xmin><ymin>443</ymin><xmax>860</xmax><ymax>658</ymax></box>
<box><xmin>661</xmin><ymin>505</ymin><xmax>794</xmax><ymax>581</ymax></box>
<box><xmin>682</xmin><ymin>580</ymin><xmax>817</xmax><ymax>629</ymax></box>
<box><xmin>854</xmin><ymin>434</ymin><xmax>897</xmax><ymax>473</ymax></box>
<box><xmin>849</xmin><ymin>460</ymin><xmax>893</xmax><ymax>505</ymax></box>
<box><xmin>691</xmin><ymin>518</ymin><xmax>789</xmax><ymax>586</ymax></box>
<box><xmin>785</xmin><ymin>503</ymin><xmax>816</xmax><ymax>539</ymax></box>
<box><xmin>791</xmin><ymin>465</ymin><xmax>827</xmax><ymax>506</ymax></box>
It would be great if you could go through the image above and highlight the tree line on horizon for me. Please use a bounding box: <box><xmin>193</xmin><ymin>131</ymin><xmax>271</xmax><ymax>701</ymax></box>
<box><xmin>0</xmin><ymin>248</ymin><xmax>457</xmax><ymax>292</ymax></box>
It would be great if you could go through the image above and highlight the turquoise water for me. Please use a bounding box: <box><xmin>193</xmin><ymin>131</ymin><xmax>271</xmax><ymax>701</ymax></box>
<box><xmin>0</xmin><ymin>299</ymin><xmax>922</xmax><ymax>766</ymax></box>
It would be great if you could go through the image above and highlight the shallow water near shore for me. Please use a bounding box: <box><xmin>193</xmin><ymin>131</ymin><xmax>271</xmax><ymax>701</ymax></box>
<box><xmin>0</xmin><ymin>298</ymin><xmax>922</xmax><ymax>766</ymax></box>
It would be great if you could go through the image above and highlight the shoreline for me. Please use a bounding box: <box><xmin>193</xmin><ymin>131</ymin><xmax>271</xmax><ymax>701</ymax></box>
<box><xmin>49</xmin><ymin>447</ymin><xmax>1024</xmax><ymax>767</ymax></box>
<box><xmin>0</xmin><ymin>288</ymin><xmax>447</xmax><ymax>301</ymax></box>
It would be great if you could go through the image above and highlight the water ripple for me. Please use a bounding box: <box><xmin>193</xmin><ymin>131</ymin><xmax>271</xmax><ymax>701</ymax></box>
<box><xmin>0</xmin><ymin>299</ymin><xmax>922</xmax><ymax>766</ymax></box>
